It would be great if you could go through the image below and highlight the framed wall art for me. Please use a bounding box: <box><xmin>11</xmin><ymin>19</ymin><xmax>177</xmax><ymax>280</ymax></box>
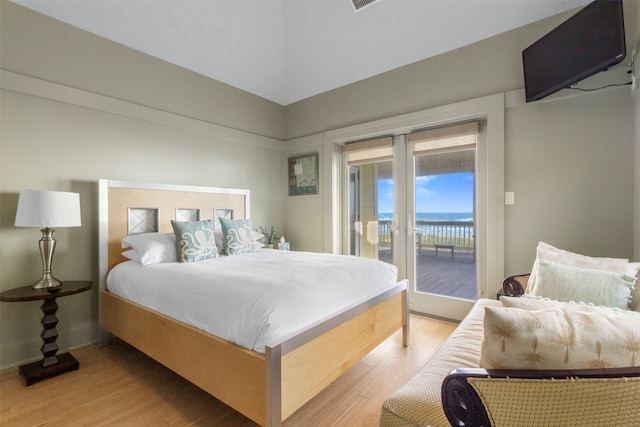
<box><xmin>288</xmin><ymin>153</ymin><xmax>319</xmax><ymax>195</ymax></box>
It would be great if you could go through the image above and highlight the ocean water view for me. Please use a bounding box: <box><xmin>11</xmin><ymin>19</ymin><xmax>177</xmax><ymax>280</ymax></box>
<box><xmin>378</xmin><ymin>212</ymin><xmax>473</xmax><ymax>222</ymax></box>
<box><xmin>377</xmin><ymin>212</ymin><xmax>474</xmax><ymax>248</ymax></box>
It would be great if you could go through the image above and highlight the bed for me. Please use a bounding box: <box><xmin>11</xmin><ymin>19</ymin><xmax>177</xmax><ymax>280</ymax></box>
<box><xmin>98</xmin><ymin>179</ymin><xmax>409</xmax><ymax>427</ymax></box>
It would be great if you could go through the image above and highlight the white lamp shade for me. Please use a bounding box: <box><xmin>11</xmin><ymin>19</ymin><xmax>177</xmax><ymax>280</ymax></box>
<box><xmin>15</xmin><ymin>190</ymin><xmax>81</xmax><ymax>228</ymax></box>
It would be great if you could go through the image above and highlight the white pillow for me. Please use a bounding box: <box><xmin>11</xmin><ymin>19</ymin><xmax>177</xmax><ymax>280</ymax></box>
<box><xmin>480</xmin><ymin>305</ymin><xmax>640</xmax><ymax>370</ymax></box>
<box><xmin>122</xmin><ymin>249</ymin><xmax>142</xmax><ymax>263</ymax></box>
<box><xmin>121</xmin><ymin>232</ymin><xmax>177</xmax><ymax>265</ymax></box>
<box><xmin>528</xmin><ymin>242</ymin><xmax>640</xmax><ymax>295</ymax></box>
<box><xmin>501</xmin><ymin>295</ymin><xmax>635</xmax><ymax>315</ymax></box>
<box><xmin>531</xmin><ymin>259</ymin><xmax>635</xmax><ymax>309</ymax></box>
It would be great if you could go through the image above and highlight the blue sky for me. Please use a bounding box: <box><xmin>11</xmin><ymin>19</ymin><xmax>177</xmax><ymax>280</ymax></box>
<box><xmin>378</xmin><ymin>172</ymin><xmax>474</xmax><ymax>213</ymax></box>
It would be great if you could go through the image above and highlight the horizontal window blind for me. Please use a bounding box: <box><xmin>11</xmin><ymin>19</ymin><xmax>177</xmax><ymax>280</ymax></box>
<box><xmin>342</xmin><ymin>136</ymin><xmax>393</xmax><ymax>165</ymax></box>
<box><xmin>409</xmin><ymin>122</ymin><xmax>478</xmax><ymax>156</ymax></box>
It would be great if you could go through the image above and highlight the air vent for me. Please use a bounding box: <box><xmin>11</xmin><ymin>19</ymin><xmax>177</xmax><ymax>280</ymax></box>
<box><xmin>351</xmin><ymin>0</ymin><xmax>380</xmax><ymax>11</ymax></box>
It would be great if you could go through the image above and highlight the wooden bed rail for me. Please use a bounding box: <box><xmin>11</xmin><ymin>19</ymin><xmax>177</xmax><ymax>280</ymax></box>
<box><xmin>442</xmin><ymin>367</ymin><xmax>640</xmax><ymax>427</ymax></box>
<box><xmin>265</xmin><ymin>280</ymin><xmax>409</xmax><ymax>426</ymax></box>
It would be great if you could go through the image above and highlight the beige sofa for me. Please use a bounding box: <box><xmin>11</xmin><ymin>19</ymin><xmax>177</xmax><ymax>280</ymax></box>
<box><xmin>380</xmin><ymin>274</ymin><xmax>640</xmax><ymax>427</ymax></box>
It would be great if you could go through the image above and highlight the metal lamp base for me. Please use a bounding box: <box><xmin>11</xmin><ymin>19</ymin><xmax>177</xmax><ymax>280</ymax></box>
<box><xmin>31</xmin><ymin>273</ymin><xmax>62</xmax><ymax>290</ymax></box>
<box><xmin>31</xmin><ymin>228</ymin><xmax>62</xmax><ymax>290</ymax></box>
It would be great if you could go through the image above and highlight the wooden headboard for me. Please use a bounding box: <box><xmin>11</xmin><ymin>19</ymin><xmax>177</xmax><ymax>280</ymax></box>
<box><xmin>98</xmin><ymin>179</ymin><xmax>250</xmax><ymax>291</ymax></box>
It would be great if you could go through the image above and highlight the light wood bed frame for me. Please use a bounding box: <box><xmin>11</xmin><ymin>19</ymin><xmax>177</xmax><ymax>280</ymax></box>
<box><xmin>98</xmin><ymin>179</ymin><xmax>409</xmax><ymax>427</ymax></box>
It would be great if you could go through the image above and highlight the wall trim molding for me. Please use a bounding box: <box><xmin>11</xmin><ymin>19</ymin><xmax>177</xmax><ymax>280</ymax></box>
<box><xmin>0</xmin><ymin>69</ymin><xmax>285</xmax><ymax>151</ymax></box>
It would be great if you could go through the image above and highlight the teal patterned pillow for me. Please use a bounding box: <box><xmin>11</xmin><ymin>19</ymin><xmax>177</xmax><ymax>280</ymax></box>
<box><xmin>171</xmin><ymin>219</ymin><xmax>218</xmax><ymax>262</ymax></box>
<box><xmin>219</xmin><ymin>218</ymin><xmax>255</xmax><ymax>255</ymax></box>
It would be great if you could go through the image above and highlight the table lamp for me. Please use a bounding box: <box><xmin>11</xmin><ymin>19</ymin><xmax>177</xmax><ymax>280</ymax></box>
<box><xmin>14</xmin><ymin>190</ymin><xmax>82</xmax><ymax>290</ymax></box>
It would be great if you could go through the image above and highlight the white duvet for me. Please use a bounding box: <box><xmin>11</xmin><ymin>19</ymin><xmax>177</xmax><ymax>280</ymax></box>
<box><xmin>107</xmin><ymin>249</ymin><xmax>398</xmax><ymax>353</ymax></box>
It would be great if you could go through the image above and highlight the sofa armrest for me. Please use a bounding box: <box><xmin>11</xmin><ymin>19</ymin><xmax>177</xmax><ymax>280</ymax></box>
<box><xmin>442</xmin><ymin>367</ymin><xmax>640</xmax><ymax>427</ymax></box>
<box><xmin>501</xmin><ymin>273</ymin><xmax>530</xmax><ymax>297</ymax></box>
<box><xmin>441</xmin><ymin>368</ymin><xmax>491</xmax><ymax>427</ymax></box>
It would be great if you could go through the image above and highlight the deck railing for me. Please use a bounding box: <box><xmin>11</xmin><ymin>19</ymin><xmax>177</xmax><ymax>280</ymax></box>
<box><xmin>378</xmin><ymin>220</ymin><xmax>475</xmax><ymax>252</ymax></box>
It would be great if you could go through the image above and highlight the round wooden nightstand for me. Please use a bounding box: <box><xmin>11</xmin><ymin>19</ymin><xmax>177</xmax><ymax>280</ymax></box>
<box><xmin>0</xmin><ymin>280</ymin><xmax>92</xmax><ymax>386</ymax></box>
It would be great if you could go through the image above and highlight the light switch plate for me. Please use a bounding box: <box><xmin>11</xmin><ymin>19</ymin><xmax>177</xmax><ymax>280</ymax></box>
<box><xmin>505</xmin><ymin>192</ymin><xmax>515</xmax><ymax>205</ymax></box>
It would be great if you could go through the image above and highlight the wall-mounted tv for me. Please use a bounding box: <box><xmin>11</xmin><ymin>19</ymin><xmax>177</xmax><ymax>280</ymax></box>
<box><xmin>522</xmin><ymin>0</ymin><xmax>626</xmax><ymax>103</ymax></box>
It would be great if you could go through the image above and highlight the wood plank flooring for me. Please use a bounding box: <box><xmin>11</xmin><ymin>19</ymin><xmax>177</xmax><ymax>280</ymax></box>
<box><xmin>0</xmin><ymin>314</ymin><xmax>456</xmax><ymax>427</ymax></box>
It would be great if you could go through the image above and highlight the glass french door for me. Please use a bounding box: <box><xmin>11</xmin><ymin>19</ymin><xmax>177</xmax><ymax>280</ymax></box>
<box><xmin>405</xmin><ymin>122</ymin><xmax>480</xmax><ymax>319</ymax></box>
<box><xmin>345</xmin><ymin>123</ymin><xmax>483</xmax><ymax>320</ymax></box>
<box><xmin>344</xmin><ymin>137</ymin><xmax>394</xmax><ymax>263</ymax></box>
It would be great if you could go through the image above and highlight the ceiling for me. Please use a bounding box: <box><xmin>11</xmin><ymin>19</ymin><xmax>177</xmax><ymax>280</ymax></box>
<box><xmin>13</xmin><ymin>0</ymin><xmax>590</xmax><ymax>106</ymax></box>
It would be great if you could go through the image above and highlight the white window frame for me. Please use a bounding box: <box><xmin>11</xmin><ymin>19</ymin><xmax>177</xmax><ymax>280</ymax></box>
<box><xmin>323</xmin><ymin>93</ymin><xmax>505</xmax><ymax>299</ymax></box>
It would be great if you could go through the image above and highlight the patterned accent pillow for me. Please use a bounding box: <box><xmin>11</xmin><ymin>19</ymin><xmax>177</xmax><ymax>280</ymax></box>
<box><xmin>531</xmin><ymin>259</ymin><xmax>636</xmax><ymax>309</ymax></box>
<box><xmin>219</xmin><ymin>218</ymin><xmax>255</xmax><ymax>255</ymax></box>
<box><xmin>480</xmin><ymin>305</ymin><xmax>640</xmax><ymax>370</ymax></box>
<box><xmin>171</xmin><ymin>219</ymin><xmax>218</xmax><ymax>262</ymax></box>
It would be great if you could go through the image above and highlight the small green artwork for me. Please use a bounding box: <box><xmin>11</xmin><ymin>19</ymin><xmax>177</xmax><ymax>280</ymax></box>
<box><xmin>288</xmin><ymin>153</ymin><xmax>318</xmax><ymax>195</ymax></box>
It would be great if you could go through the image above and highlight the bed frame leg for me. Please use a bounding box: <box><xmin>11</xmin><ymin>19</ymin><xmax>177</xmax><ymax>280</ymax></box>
<box><xmin>265</xmin><ymin>345</ymin><xmax>282</xmax><ymax>427</ymax></box>
<box><xmin>402</xmin><ymin>282</ymin><xmax>410</xmax><ymax>347</ymax></box>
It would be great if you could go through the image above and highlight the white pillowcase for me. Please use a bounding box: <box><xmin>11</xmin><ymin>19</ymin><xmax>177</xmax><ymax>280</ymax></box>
<box><xmin>528</xmin><ymin>241</ymin><xmax>634</xmax><ymax>294</ymax></box>
<box><xmin>501</xmin><ymin>295</ymin><xmax>635</xmax><ymax>315</ymax></box>
<box><xmin>121</xmin><ymin>232</ymin><xmax>177</xmax><ymax>265</ymax></box>
<box><xmin>530</xmin><ymin>259</ymin><xmax>635</xmax><ymax>310</ymax></box>
<box><xmin>527</xmin><ymin>242</ymin><xmax>640</xmax><ymax>310</ymax></box>
<box><xmin>122</xmin><ymin>249</ymin><xmax>142</xmax><ymax>263</ymax></box>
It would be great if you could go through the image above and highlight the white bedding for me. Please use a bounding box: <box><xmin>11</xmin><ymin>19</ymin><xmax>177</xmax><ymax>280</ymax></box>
<box><xmin>107</xmin><ymin>249</ymin><xmax>398</xmax><ymax>353</ymax></box>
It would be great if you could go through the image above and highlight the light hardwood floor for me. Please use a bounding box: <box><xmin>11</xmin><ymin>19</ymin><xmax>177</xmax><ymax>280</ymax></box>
<box><xmin>0</xmin><ymin>314</ymin><xmax>456</xmax><ymax>426</ymax></box>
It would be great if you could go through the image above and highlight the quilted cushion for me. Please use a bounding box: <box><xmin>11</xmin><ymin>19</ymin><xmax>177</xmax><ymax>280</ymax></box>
<box><xmin>380</xmin><ymin>299</ymin><xmax>500</xmax><ymax>427</ymax></box>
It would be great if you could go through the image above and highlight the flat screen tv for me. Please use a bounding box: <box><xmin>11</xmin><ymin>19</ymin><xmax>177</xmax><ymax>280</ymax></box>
<box><xmin>522</xmin><ymin>0</ymin><xmax>626</xmax><ymax>103</ymax></box>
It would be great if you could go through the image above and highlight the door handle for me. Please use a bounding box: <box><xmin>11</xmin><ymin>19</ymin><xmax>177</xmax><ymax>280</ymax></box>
<box><xmin>407</xmin><ymin>214</ymin><xmax>419</xmax><ymax>234</ymax></box>
<box><xmin>389</xmin><ymin>214</ymin><xmax>399</xmax><ymax>235</ymax></box>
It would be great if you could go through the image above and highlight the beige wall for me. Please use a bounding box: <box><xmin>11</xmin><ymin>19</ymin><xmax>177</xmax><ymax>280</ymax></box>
<box><xmin>0</xmin><ymin>2</ymin><xmax>287</xmax><ymax>368</ymax></box>
<box><xmin>284</xmin><ymin>9</ymin><xmax>576</xmax><ymax>140</ymax></box>
<box><xmin>1</xmin><ymin>2</ymin><xmax>285</xmax><ymax>141</ymax></box>
<box><xmin>284</xmin><ymin>4</ymin><xmax>638</xmax><ymax>274</ymax></box>
<box><xmin>504</xmin><ymin>89</ymin><xmax>634</xmax><ymax>272</ymax></box>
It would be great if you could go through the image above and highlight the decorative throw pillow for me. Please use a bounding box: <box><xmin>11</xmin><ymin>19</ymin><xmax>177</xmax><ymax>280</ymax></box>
<box><xmin>171</xmin><ymin>219</ymin><xmax>218</xmax><ymax>262</ymax></box>
<box><xmin>500</xmin><ymin>295</ymin><xmax>562</xmax><ymax>311</ymax></box>
<box><xmin>480</xmin><ymin>305</ymin><xmax>640</xmax><ymax>370</ymax></box>
<box><xmin>121</xmin><ymin>232</ymin><xmax>177</xmax><ymax>265</ymax></box>
<box><xmin>527</xmin><ymin>241</ymin><xmax>638</xmax><ymax>294</ymax></box>
<box><xmin>501</xmin><ymin>295</ymin><xmax>637</xmax><ymax>317</ymax></box>
<box><xmin>531</xmin><ymin>259</ymin><xmax>635</xmax><ymax>309</ymax></box>
<box><xmin>219</xmin><ymin>218</ymin><xmax>256</xmax><ymax>255</ymax></box>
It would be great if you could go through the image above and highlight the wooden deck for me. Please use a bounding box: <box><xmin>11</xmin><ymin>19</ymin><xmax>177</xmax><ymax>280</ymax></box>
<box><xmin>378</xmin><ymin>246</ymin><xmax>477</xmax><ymax>300</ymax></box>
